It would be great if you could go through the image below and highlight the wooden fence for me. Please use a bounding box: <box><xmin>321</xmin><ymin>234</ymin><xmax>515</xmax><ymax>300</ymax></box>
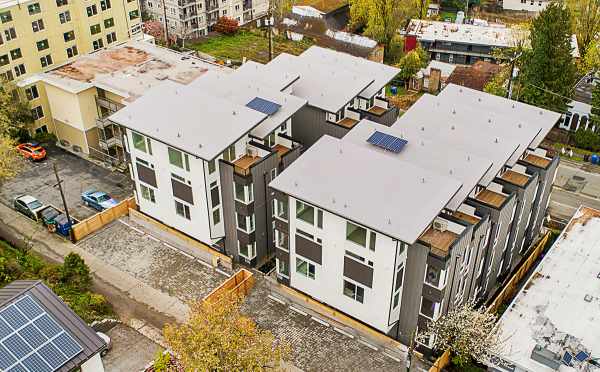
<box><xmin>428</xmin><ymin>231</ymin><xmax>551</xmax><ymax>371</ymax></box>
<box><xmin>71</xmin><ymin>197</ymin><xmax>137</xmax><ymax>242</ymax></box>
<box><xmin>203</xmin><ymin>269</ymin><xmax>255</xmax><ymax>304</ymax></box>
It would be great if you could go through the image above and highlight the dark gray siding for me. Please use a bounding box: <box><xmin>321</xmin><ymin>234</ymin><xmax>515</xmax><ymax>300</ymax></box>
<box><xmin>292</xmin><ymin>105</ymin><xmax>350</xmax><ymax>148</ymax></box>
<box><xmin>219</xmin><ymin>160</ymin><xmax>237</xmax><ymax>259</ymax></box>
<box><xmin>361</xmin><ymin>106</ymin><xmax>399</xmax><ymax>127</ymax></box>
<box><xmin>466</xmin><ymin>216</ymin><xmax>491</xmax><ymax>300</ymax></box>
<box><xmin>442</xmin><ymin>226</ymin><xmax>473</xmax><ymax>313</ymax></box>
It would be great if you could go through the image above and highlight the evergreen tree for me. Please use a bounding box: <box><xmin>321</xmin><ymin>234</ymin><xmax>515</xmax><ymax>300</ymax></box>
<box><xmin>590</xmin><ymin>83</ymin><xmax>600</xmax><ymax>128</ymax></box>
<box><xmin>517</xmin><ymin>3</ymin><xmax>577</xmax><ymax>112</ymax></box>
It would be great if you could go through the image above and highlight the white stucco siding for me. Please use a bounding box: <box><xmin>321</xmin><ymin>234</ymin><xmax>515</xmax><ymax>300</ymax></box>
<box><xmin>81</xmin><ymin>353</ymin><xmax>105</xmax><ymax>372</ymax></box>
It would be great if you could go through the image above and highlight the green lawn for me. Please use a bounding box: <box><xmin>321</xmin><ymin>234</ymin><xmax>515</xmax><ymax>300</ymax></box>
<box><xmin>188</xmin><ymin>30</ymin><xmax>314</xmax><ymax>64</ymax></box>
<box><xmin>440</xmin><ymin>10</ymin><xmax>458</xmax><ymax>22</ymax></box>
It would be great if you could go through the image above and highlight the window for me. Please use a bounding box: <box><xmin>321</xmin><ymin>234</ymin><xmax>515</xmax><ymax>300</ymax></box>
<box><xmin>317</xmin><ymin>209</ymin><xmax>323</xmax><ymax>229</ymax></box>
<box><xmin>35</xmin><ymin>125</ymin><xmax>48</xmax><ymax>134</ymax></box>
<box><xmin>59</xmin><ymin>11</ymin><xmax>71</xmax><ymax>24</ymax></box>
<box><xmin>210</xmin><ymin>181</ymin><xmax>220</xmax><ymax>208</ymax></box>
<box><xmin>207</xmin><ymin>159</ymin><xmax>216</xmax><ymax>174</ymax></box>
<box><xmin>222</xmin><ymin>145</ymin><xmax>236</xmax><ymax>162</ymax></box>
<box><xmin>66</xmin><ymin>45</ymin><xmax>78</xmax><ymax>58</ymax></box>
<box><xmin>40</xmin><ymin>54</ymin><xmax>53</xmax><ymax>68</ymax></box>
<box><xmin>275</xmin><ymin>229</ymin><xmax>288</xmax><ymax>250</ymax></box>
<box><xmin>25</xmin><ymin>85</ymin><xmax>39</xmax><ymax>100</ymax></box>
<box><xmin>420</xmin><ymin>297</ymin><xmax>439</xmax><ymax>319</ymax></box>
<box><xmin>14</xmin><ymin>64</ymin><xmax>26</xmax><ymax>77</ymax></box>
<box><xmin>31</xmin><ymin>19</ymin><xmax>44</xmax><ymax>32</ymax></box>
<box><xmin>90</xmin><ymin>24</ymin><xmax>101</xmax><ymax>35</ymax></box>
<box><xmin>234</xmin><ymin>182</ymin><xmax>253</xmax><ymax>203</ymax></box>
<box><xmin>270</xmin><ymin>167</ymin><xmax>277</xmax><ymax>180</ymax></box>
<box><xmin>63</xmin><ymin>30</ymin><xmax>75</xmax><ymax>42</ymax></box>
<box><xmin>56</xmin><ymin>0</ymin><xmax>68</xmax><ymax>6</ymax></box>
<box><xmin>274</xmin><ymin>198</ymin><xmax>288</xmax><ymax>221</ymax></box>
<box><xmin>424</xmin><ymin>265</ymin><xmax>446</xmax><ymax>288</ymax></box>
<box><xmin>277</xmin><ymin>258</ymin><xmax>289</xmax><ymax>277</ymax></box>
<box><xmin>100</xmin><ymin>0</ymin><xmax>111</xmax><ymax>10</ymax></box>
<box><xmin>369</xmin><ymin>231</ymin><xmax>376</xmax><ymax>251</ymax></box>
<box><xmin>346</xmin><ymin>222</ymin><xmax>367</xmax><ymax>247</ymax></box>
<box><xmin>168</xmin><ymin>147</ymin><xmax>190</xmax><ymax>171</ymax></box>
<box><xmin>87</xmin><ymin>4</ymin><xmax>98</xmax><ymax>16</ymax></box>
<box><xmin>132</xmin><ymin>132</ymin><xmax>152</xmax><ymax>154</ymax></box>
<box><xmin>5</xmin><ymin>27</ymin><xmax>16</xmax><ymax>41</ymax></box>
<box><xmin>266</xmin><ymin>132</ymin><xmax>276</xmax><ymax>147</ymax></box>
<box><xmin>1</xmin><ymin>71</ymin><xmax>14</xmax><ymax>82</ymax></box>
<box><xmin>343</xmin><ymin>280</ymin><xmax>364</xmax><ymax>303</ymax></box>
<box><xmin>0</xmin><ymin>11</ymin><xmax>12</xmax><ymax>23</ymax></box>
<box><xmin>129</xmin><ymin>9</ymin><xmax>139</xmax><ymax>19</ymax></box>
<box><xmin>140</xmin><ymin>184</ymin><xmax>156</xmax><ymax>203</ymax></box>
<box><xmin>238</xmin><ymin>241</ymin><xmax>256</xmax><ymax>259</ymax></box>
<box><xmin>10</xmin><ymin>48</ymin><xmax>21</xmax><ymax>60</ymax></box>
<box><xmin>296</xmin><ymin>200</ymin><xmax>314</xmax><ymax>225</ymax></box>
<box><xmin>236</xmin><ymin>213</ymin><xmax>255</xmax><ymax>233</ymax></box>
<box><xmin>93</xmin><ymin>38</ymin><xmax>104</xmax><ymax>50</ymax></box>
<box><xmin>0</xmin><ymin>54</ymin><xmax>8</xmax><ymax>66</ymax></box>
<box><xmin>36</xmin><ymin>39</ymin><xmax>49</xmax><ymax>51</ymax></box>
<box><xmin>296</xmin><ymin>257</ymin><xmax>315</xmax><ymax>279</ymax></box>
<box><xmin>212</xmin><ymin>208</ymin><xmax>221</xmax><ymax>224</ymax></box>
<box><xmin>31</xmin><ymin>106</ymin><xmax>44</xmax><ymax>120</ymax></box>
<box><xmin>27</xmin><ymin>3</ymin><xmax>41</xmax><ymax>15</ymax></box>
<box><xmin>392</xmin><ymin>265</ymin><xmax>404</xmax><ymax>309</ymax></box>
<box><xmin>104</xmin><ymin>17</ymin><xmax>115</xmax><ymax>28</ymax></box>
<box><xmin>175</xmin><ymin>200</ymin><xmax>191</xmax><ymax>219</ymax></box>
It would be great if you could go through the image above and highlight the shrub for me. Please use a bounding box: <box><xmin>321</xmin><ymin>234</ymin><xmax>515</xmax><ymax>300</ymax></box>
<box><xmin>214</xmin><ymin>17</ymin><xmax>239</xmax><ymax>35</ymax></box>
<box><xmin>572</xmin><ymin>129</ymin><xmax>600</xmax><ymax>152</ymax></box>
<box><xmin>153</xmin><ymin>350</ymin><xmax>171</xmax><ymax>372</ymax></box>
<box><xmin>32</xmin><ymin>132</ymin><xmax>57</xmax><ymax>145</ymax></box>
<box><xmin>60</xmin><ymin>253</ymin><xmax>92</xmax><ymax>291</ymax></box>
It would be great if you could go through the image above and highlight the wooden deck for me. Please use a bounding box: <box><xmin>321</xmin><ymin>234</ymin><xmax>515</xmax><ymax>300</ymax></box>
<box><xmin>337</xmin><ymin>117</ymin><xmax>360</xmax><ymax>129</ymax></box>
<box><xmin>419</xmin><ymin>227</ymin><xmax>458</xmax><ymax>257</ymax></box>
<box><xmin>501</xmin><ymin>170</ymin><xmax>529</xmax><ymax>187</ymax></box>
<box><xmin>234</xmin><ymin>155</ymin><xmax>260</xmax><ymax>175</ymax></box>
<box><xmin>274</xmin><ymin>144</ymin><xmax>291</xmax><ymax>158</ymax></box>
<box><xmin>522</xmin><ymin>154</ymin><xmax>551</xmax><ymax>169</ymax></box>
<box><xmin>367</xmin><ymin>106</ymin><xmax>387</xmax><ymax>116</ymax></box>
<box><xmin>452</xmin><ymin>211</ymin><xmax>480</xmax><ymax>225</ymax></box>
<box><xmin>475</xmin><ymin>189</ymin><xmax>506</xmax><ymax>209</ymax></box>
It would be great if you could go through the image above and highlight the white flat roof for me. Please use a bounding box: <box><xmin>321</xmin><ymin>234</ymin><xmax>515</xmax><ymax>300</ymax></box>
<box><xmin>234</xmin><ymin>61</ymin><xmax>300</xmax><ymax>92</ymax></box>
<box><xmin>343</xmin><ymin>120</ymin><xmax>493</xmax><ymax>210</ymax></box>
<box><xmin>418</xmin><ymin>60</ymin><xmax>457</xmax><ymax>78</ymax></box>
<box><xmin>269</xmin><ymin>135</ymin><xmax>462</xmax><ymax>244</ymax></box>
<box><xmin>263</xmin><ymin>52</ymin><xmax>374</xmax><ymax>113</ymax></box>
<box><xmin>299</xmin><ymin>46</ymin><xmax>400</xmax><ymax>98</ymax></box>
<box><xmin>108</xmin><ymin>80</ymin><xmax>266</xmax><ymax>161</ymax></box>
<box><xmin>406</xmin><ymin>19</ymin><xmax>521</xmax><ymax>48</ymax></box>
<box><xmin>493</xmin><ymin>206</ymin><xmax>600</xmax><ymax>372</ymax></box>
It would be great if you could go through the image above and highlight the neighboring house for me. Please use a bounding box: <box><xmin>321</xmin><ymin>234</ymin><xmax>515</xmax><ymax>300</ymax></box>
<box><xmin>410</xmin><ymin>60</ymin><xmax>456</xmax><ymax>93</ymax></box>
<box><xmin>291</xmin><ymin>0</ymin><xmax>348</xmax><ymax>24</ymax></box>
<box><xmin>0</xmin><ymin>0</ymin><xmax>145</xmax><ymax>134</ymax></box>
<box><xmin>260</xmin><ymin>46</ymin><xmax>400</xmax><ymax>147</ymax></box>
<box><xmin>446</xmin><ymin>61</ymin><xmax>503</xmax><ymax>91</ymax></box>
<box><xmin>558</xmin><ymin>75</ymin><xmax>598</xmax><ymax>132</ymax></box>
<box><xmin>18</xmin><ymin>40</ymin><xmax>223</xmax><ymax>163</ymax></box>
<box><xmin>405</xmin><ymin>19</ymin><xmax>520</xmax><ymax>65</ymax></box>
<box><xmin>269</xmin><ymin>84</ymin><xmax>559</xmax><ymax>348</ymax></box>
<box><xmin>491</xmin><ymin>206</ymin><xmax>600</xmax><ymax>372</ymax></box>
<box><xmin>141</xmin><ymin>0</ymin><xmax>268</xmax><ymax>39</ymax></box>
<box><xmin>501</xmin><ymin>0</ymin><xmax>550</xmax><ymax>12</ymax></box>
<box><xmin>0</xmin><ymin>280</ymin><xmax>107</xmax><ymax>372</ymax></box>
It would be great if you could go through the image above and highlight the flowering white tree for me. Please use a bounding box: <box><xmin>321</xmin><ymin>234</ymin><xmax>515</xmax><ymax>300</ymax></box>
<box><xmin>417</xmin><ymin>301</ymin><xmax>503</xmax><ymax>366</ymax></box>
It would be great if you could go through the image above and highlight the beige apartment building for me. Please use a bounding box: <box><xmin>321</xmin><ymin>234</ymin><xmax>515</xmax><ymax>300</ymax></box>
<box><xmin>0</xmin><ymin>0</ymin><xmax>143</xmax><ymax>133</ymax></box>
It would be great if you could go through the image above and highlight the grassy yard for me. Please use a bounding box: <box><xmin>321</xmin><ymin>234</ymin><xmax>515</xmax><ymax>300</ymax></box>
<box><xmin>188</xmin><ymin>30</ymin><xmax>314</xmax><ymax>64</ymax></box>
<box><xmin>439</xmin><ymin>10</ymin><xmax>458</xmax><ymax>22</ymax></box>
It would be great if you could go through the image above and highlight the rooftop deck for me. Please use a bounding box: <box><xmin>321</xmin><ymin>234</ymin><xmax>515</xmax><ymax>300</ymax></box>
<box><xmin>274</xmin><ymin>144</ymin><xmax>291</xmax><ymax>158</ymax></box>
<box><xmin>475</xmin><ymin>189</ymin><xmax>507</xmax><ymax>209</ymax></box>
<box><xmin>522</xmin><ymin>153</ymin><xmax>551</xmax><ymax>169</ymax></box>
<box><xmin>419</xmin><ymin>227</ymin><xmax>459</xmax><ymax>257</ymax></box>
<box><xmin>234</xmin><ymin>154</ymin><xmax>261</xmax><ymax>175</ymax></box>
<box><xmin>501</xmin><ymin>169</ymin><xmax>529</xmax><ymax>187</ymax></box>
<box><xmin>367</xmin><ymin>106</ymin><xmax>387</xmax><ymax>115</ymax></box>
<box><xmin>452</xmin><ymin>211</ymin><xmax>481</xmax><ymax>225</ymax></box>
<box><xmin>337</xmin><ymin>117</ymin><xmax>360</xmax><ymax>129</ymax></box>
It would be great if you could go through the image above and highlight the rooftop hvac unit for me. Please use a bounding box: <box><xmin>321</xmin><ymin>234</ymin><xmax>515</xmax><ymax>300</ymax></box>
<box><xmin>433</xmin><ymin>217</ymin><xmax>448</xmax><ymax>232</ymax></box>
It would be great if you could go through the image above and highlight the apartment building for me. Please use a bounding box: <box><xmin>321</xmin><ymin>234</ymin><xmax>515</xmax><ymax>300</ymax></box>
<box><xmin>0</xmin><ymin>0</ymin><xmax>143</xmax><ymax>130</ymax></box>
<box><xmin>260</xmin><ymin>46</ymin><xmax>400</xmax><ymax>147</ymax></box>
<box><xmin>141</xmin><ymin>0</ymin><xmax>268</xmax><ymax>39</ymax></box>
<box><xmin>108</xmin><ymin>65</ymin><xmax>307</xmax><ymax>267</ymax></box>
<box><xmin>502</xmin><ymin>0</ymin><xmax>549</xmax><ymax>12</ymax></box>
<box><xmin>269</xmin><ymin>84</ymin><xmax>559</xmax><ymax>347</ymax></box>
<box><xmin>405</xmin><ymin>20</ymin><xmax>521</xmax><ymax>65</ymax></box>
<box><xmin>19</xmin><ymin>40</ymin><xmax>222</xmax><ymax>158</ymax></box>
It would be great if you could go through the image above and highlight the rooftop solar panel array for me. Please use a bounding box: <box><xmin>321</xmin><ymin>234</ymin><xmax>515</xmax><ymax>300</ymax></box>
<box><xmin>0</xmin><ymin>295</ymin><xmax>83</xmax><ymax>372</ymax></box>
<box><xmin>246</xmin><ymin>97</ymin><xmax>281</xmax><ymax>116</ymax></box>
<box><xmin>366</xmin><ymin>131</ymin><xmax>408</xmax><ymax>153</ymax></box>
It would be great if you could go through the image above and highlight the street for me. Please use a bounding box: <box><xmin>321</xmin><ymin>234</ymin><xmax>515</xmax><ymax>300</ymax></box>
<box><xmin>549</xmin><ymin>161</ymin><xmax>600</xmax><ymax>221</ymax></box>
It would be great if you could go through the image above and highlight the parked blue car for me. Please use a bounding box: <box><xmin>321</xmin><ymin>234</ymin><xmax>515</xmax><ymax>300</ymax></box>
<box><xmin>81</xmin><ymin>190</ymin><xmax>118</xmax><ymax>211</ymax></box>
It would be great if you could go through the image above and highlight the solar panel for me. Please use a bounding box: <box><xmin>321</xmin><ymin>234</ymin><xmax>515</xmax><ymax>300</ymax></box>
<box><xmin>0</xmin><ymin>317</ymin><xmax>12</xmax><ymax>339</ymax></box>
<box><xmin>575</xmin><ymin>351</ymin><xmax>590</xmax><ymax>362</ymax></box>
<box><xmin>34</xmin><ymin>314</ymin><xmax>61</xmax><ymax>339</ymax></box>
<box><xmin>246</xmin><ymin>97</ymin><xmax>281</xmax><ymax>116</ymax></box>
<box><xmin>0</xmin><ymin>344</ymin><xmax>17</xmax><ymax>369</ymax></box>
<box><xmin>53</xmin><ymin>332</ymin><xmax>83</xmax><ymax>360</ymax></box>
<box><xmin>15</xmin><ymin>296</ymin><xmax>44</xmax><ymax>320</ymax></box>
<box><xmin>39</xmin><ymin>343</ymin><xmax>68</xmax><ymax>369</ymax></box>
<box><xmin>563</xmin><ymin>351</ymin><xmax>573</xmax><ymax>365</ymax></box>
<box><xmin>22</xmin><ymin>353</ymin><xmax>52</xmax><ymax>372</ymax></box>
<box><xmin>366</xmin><ymin>131</ymin><xmax>408</xmax><ymax>153</ymax></box>
<box><xmin>7</xmin><ymin>363</ymin><xmax>28</xmax><ymax>372</ymax></box>
<box><xmin>3</xmin><ymin>333</ymin><xmax>32</xmax><ymax>359</ymax></box>
<box><xmin>1</xmin><ymin>306</ymin><xmax>28</xmax><ymax>329</ymax></box>
<box><xmin>19</xmin><ymin>324</ymin><xmax>47</xmax><ymax>348</ymax></box>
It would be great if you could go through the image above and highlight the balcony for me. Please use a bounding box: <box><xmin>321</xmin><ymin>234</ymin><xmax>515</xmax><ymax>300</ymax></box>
<box><xmin>95</xmin><ymin>96</ymin><xmax>123</xmax><ymax>118</ymax></box>
<box><xmin>419</xmin><ymin>225</ymin><xmax>459</xmax><ymax>258</ymax></box>
<box><xmin>475</xmin><ymin>189</ymin><xmax>507</xmax><ymax>209</ymax></box>
<box><xmin>233</xmin><ymin>154</ymin><xmax>261</xmax><ymax>176</ymax></box>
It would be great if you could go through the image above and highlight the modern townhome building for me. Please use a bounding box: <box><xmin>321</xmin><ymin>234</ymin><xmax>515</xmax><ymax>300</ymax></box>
<box><xmin>405</xmin><ymin>20</ymin><xmax>521</xmax><ymax>65</ymax></box>
<box><xmin>109</xmin><ymin>66</ymin><xmax>307</xmax><ymax>268</ymax></box>
<box><xmin>141</xmin><ymin>0</ymin><xmax>268</xmax><ymax>39</ymax></box>
<box><xmin>260</xmin><ymin>46</ymin><xmax>400</xmax><ymax>147</ymax></box>
<box><xmin>501</xmin><ymin>0</ymin><xmax>549</xmax><ymax>12</ymax></box>
<box><xmin>19</xmin><ymin>40</ymin><xmax>222</xmax><ymax>160</ymax></box>
<box><xmin>269</xmin><ymin>84</ymin><xmax>559</xmax><ymax>348</ymax></box>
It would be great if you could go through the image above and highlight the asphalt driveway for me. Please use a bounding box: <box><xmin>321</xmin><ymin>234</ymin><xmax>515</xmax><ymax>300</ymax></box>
<box><xmin>0</xmin><ymin>145</ymin><xmax>132</xmax><ymax>221</ymax></box>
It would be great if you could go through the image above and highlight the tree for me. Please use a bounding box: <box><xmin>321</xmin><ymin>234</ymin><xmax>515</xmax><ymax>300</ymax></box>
<box><xmin>60</xmin><ymin>253</ymin><xmax>92</xmax><ymax>291</ymax></box>
<box><xmin>0</xmin><ymin>82</ymin><xmax>34</xmax><ymax>136</ymax></box>
<box><xmin>417</xmin><ymin>301</ymin><xmax>502</xmax><ymax>367</ymax></box>
<box><xmin>484</xmin><ymin>66</ymin><xmax>510</xmax><ymax>97</ymax></box>
<box><xmin>164</xmin><ymin>294</ymin><xmax>290</xmax><ymax>371</ymax></box>
<box><xmin>0</xmin><ymin>135</ymin><xmax>20</xmax><ymax>181</ymax></box>
<box><xmin>566</xmin><ymin>0</ymin><xmax>600</xmax><ymax>56</ymax></box>
<box><xmin>396</xmin><ymin>46</ymin><xmax>428</xmax><ymax>86</ymax></box>
<box><xmin>517</xmin><ymin>3</ymin><xmax>577</xmax><ymax>112</ymax></box>
<box><xmin>214</xmin><ymin>17</ymin><xmax>239</xmax><ymax>35</ymax></box>
<box><xmin>590</xmin><ymin>82</ymin><xmax>600</xmax><ymax>128</ymax></box>
<box><xmin>349</xmin><ymin>0</ymin><xmax>417</xmax><ymax>48</ymax></box>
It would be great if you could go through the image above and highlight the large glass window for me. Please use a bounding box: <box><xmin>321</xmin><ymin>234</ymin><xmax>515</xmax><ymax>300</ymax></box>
<box><xmin>343</xmin><ymin>280</ymin><xmax>364</xmax><ymax>303</ymax></box>
<box><xmin>424</xmin><ymin>265</ymin><xmax>446</xmax><ymax>288</ymax></box>
<box><xmin>168</xmin><ymin>147</ymin><xmax>189</xmax><ymax>170</ymax></box>
<box><xmin>140</xmin><ymin>184</ymin><xmax>155</xmax><ymax>203</ymax></box>
<box><xmin>296</xmin><ymin>258</ymin><xmax>315</xmax><ymax>279</ymax></box>
<box><xmin>132</xmin><ymin>132</ymin><xmax>151</xmax><ymax>154</ymax></box>
<box><xmin>212</xmin><ymin>208</ymin><xmax>221</xmax><ymax>225</ymax></box>
<box><xmin>174</xmin><ymin>200</ymin><xmax>190</xmax><ymax>220</ymax></box>
<box><xmin>207</xmin><ymin>159</ymin><xmax>216</xmax><ymax>174</ymax></box>
<box><xmin>296</xmin><ymin>200</ymin><xmax>314</xmax><ymax>225</ymax></box>
<box><xmin>277</xmin><ymin>258</ymin><xmax>289</xmax><ymax>277</ymax></box>
<box><xmin>223</xmin><ymin>145</ymin><xmax>236</xmax><ymax>162</ymax></box>
<box><xmin>236</xmin><ymin>213</ymin><xmax>255</xmax><ymax>233</ymax></box>
<box><xmin>420</xmin><ymin>297</ymin><xmax>438</xmax><ymax>319</ymax></box>
<box><xmin>238</xmin><ymin>241</ymin><xmax>256</xmax><ymax>259</ymax></box>
<box><xmin>346</xmin><ymin>222</ymin><xmax>367</xmax><ymax>247</ymax></box>
<box><xmin>275</xmin><ymin>229</ymin><xmax>288</xmax><ymax>250</ymax></box>
<box><xmin>275</xmin><ymin>198</ymin><xmax>288</xmax><ymax>221</ymax></box>
<box><xmin>234</xmin><ymin>182</ymin><xmax>253</xmax><ymax>204</ymax></box>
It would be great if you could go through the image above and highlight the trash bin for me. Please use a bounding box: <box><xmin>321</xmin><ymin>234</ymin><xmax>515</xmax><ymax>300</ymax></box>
<box><xmin>591</xmin><ymin>154</ymin><xmax>599</xmax><ymax>165</ymax></box>
<box><xmin>390</xmin><ymin>86</ymin><xmax>398</xmax><ymax>95</ymax></box>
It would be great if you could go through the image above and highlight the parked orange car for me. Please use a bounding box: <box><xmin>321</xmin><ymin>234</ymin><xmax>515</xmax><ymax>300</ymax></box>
<box><xmin>16</xmin><ymin>142</ymin><xmax>47</xmax><ymax>161</ymax></box>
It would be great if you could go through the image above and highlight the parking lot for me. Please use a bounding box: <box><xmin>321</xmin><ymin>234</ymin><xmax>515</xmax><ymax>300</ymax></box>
<box><xmin>0</xmin><ymin>145</ymin><xmax>132</xmax><ymax>221</ymax></box>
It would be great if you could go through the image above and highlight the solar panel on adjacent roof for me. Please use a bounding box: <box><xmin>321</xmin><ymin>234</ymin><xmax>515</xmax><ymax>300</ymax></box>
<box><xmin>575</xmin><ymin>351</ymin><xmax>590</xmax><ymax>362</ymax></box>
<box><xmin>246</xmin><ymin>97</ymin><xmax>281</xmax><ymax>116</ymax></box>
<box><xmin>366</xmin><ymin>131</ymin><xmax>408</xmax><ymax>153</ymax></box>
<box><xmin>0</xmin><ymin>295</ymin><xmax>84</xmax><ymax>372</ymax></box>
<box><xmin>563</xmin><ymin>351</ymin><xmax>573</xmax><ymax>365</ymax></box>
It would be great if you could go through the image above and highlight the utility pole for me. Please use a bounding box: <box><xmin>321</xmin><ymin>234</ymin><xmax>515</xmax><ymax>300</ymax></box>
<box><xmin>506</xmin><ymin>52</ymin><xmax>522</xmax><ymax>100</ymax></box>
<box><xmin>406</xmin><ymin>328</ymin><xmax>417</xmax><ymax>372</ymax></box>
<box><xmin>161</xmin><ymin>0</ymin><xmax>169</xmax><ymax>47</ymax></box>
<box><xmin>267</xmin><ymin>13</ymin><xmax>274</xmax><ymax>62</ymax></box>
<box><xmin>53</xmin><ymin>163</ymin><xmax>72</xmax><ymax>241</ymax></box>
